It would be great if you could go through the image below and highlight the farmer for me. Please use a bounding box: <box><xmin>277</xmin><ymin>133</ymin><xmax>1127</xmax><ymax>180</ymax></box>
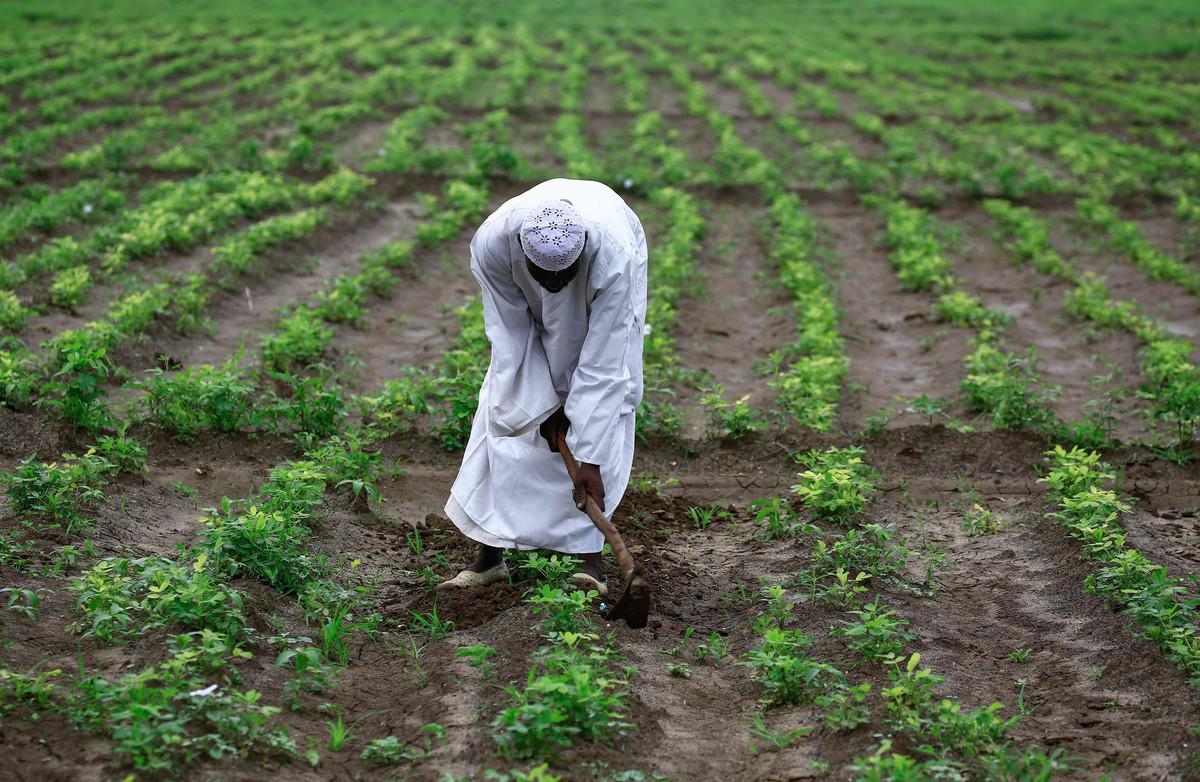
<box><xmin>438</xmin><ymin>178</ymin><xmax>648</xmax><ymax>596</ymax></box>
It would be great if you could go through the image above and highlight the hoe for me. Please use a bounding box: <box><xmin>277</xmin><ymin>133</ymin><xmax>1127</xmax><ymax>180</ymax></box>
<box><xmin>556</xmin><ymin>431</ymin><xmax>650</xmax><ymax>629</ymax></box>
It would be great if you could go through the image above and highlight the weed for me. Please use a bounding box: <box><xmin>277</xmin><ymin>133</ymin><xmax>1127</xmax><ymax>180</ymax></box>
<box><xmin>361</xmin><ymin>723</ymin><xmax>446</xmax><ymax>765</ymax></box>
<box><xmin>327</xmin><ymin>713</ymin><xmax>351</xmax><ymax>751</ymax></box>
<box><xmin>409</xmin><ymin>604</ymin><xmax>454</xmax><ymax>641</ymax></box>
<box><xmin>694</xmin><ymin>631</ymin><xmax>730</xmax><ymax>665</ymax></box>
<box><xmin>1007</xmin><ymin>648</ymin><xmax>1032</xmax><ymax>664</ymax></box>
<box><xmin>750</xmin><ymin>498</ymin><xmax>815</xmax><ymax>539</ymax></box>
<box><xmin>1</xmin><ymin>587</ymin><xmax>41</xmax><ymax>620</ymax></box>
<box><xmin>321</xmin><ymin>602</ymin><xmax>352</xmax><ymax>664</ymax></box>
<box><xmin>905</xmin><ymin>394</ymin><xmax>947</xmax><ymax>425</ymax></box>
<box><xmin>457</xmin><ymin>643</ymin><xmax>497</xmax><ymax>678</ymax></box>
<box><xmin>629</xmin><ymin>474</ymin><xmax>680</xmax><ymax>494</ymax></box>
<box><xmin>275</xmin><ymin>645</ymin><xmax>335</xmax><ymax>710</ymax></box>
<box><xmin>746</xmin><ymin>712</ymin><xmax>810</xmax><ymax>754</ymax></box>
<box><xmin>963</xmin><ymin>503</ymin><xmax>1006</xmax><ymax>536</ymax></box>
<box><xmin>686</xmin><ymin>504</ymin><xmax>729</xmax><ymax>530</ymax></box>
<box><xmin>699</xmin><ymin>385</ymin><xmax>764</xmax><ymax>439</ymax></box>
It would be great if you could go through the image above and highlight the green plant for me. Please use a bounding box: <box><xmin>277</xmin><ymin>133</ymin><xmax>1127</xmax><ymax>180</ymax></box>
<box><xmin>962</xmin><ymin>343</ymin><xmax>1059</xmax><ymax>432</ymax></box>
<box><xmin>517</xmin><ymin>552</ymin><xmax>580</xmax><ymax>587</ymax></box>
<box><xmin>685</xmin><ymin>504</ymin><xmax>728</xmax><ymax>530</ymax></box>
<box><xmin>71</xmin><ymin>555</ymin><xmax>248</xmax><ymax>641</ymax></box>
<box><xmin>905</xmin><ymin>394</ymin><xmax>947</xmax><ymax>426</ymax></box>
<box><xmin>742</xmin><ymin>626</ymin><xmax>844</xmax><ymax>707</ymax></box>
<box><xmin>0</xmin><ymin>666</ymin><xmax>61</xmax><ymax>719</ymax></box>
<box><xmin>321</xmin><ymin>601</ymin><xmax>353</xmax><ymax>664</ymax></box>
<box><xmin>1</xmin><ymin>587</ymin><xmax>40</xmax><ymax>620</ymax></box>
<box><xmin>629</xmin><ymin>474</ymin><xmax>680</xmax><ymax>494</ymax></box>
<box><xmin>361</xmin><ymin>723</ymin><xmax>446</xmax><ymax>765</ymax></box>
<box><xmin>3</xmin><ymin>450</ymin><xmax>114</xmax><ymax>534</ymax></box>
<box><xmin>792</xmin><ymin>446</ymin><xmax>878</xmax><ymax>523</ymax></box>
<box><xmin>327</xmin><ymin>713</ymin><xmax>351</xmax><ymax>751</ymax></box>
<box><xmin>275</xmin><ymin>645</ymin><xmax>334</xmax><ymax>710</ymax></box>
<box><xmin>746</xmin><ymin>712</ymin><xmax>810</xmax><ymax>754</ymax></box>
<box><xmin>37</xmin><ymin>332</ymin><xmax>115</xmax><ymax>432</ymax></box>
<box><xmin>528</xmin><ymin>584</ymin><xmax>594</xmax><ymax>634</ymax></box>
<box><xmin>694</xmin><ymin>631</ymin><xmax>730</xmax><ymax>665</ymax></box>
<box><xmin>94</xmin><ymin>428</ymin><xmax>147</xmax><ymax>473</ymax></box>
<box><xmin>409</xmin><ymin>604</ymin><xmax>454</xmax><ymax>640</ymax></box>
<box><xmin>698</xmin><ymin>385</ymin><xmax>764</xmax><ymax>439</ymax></box>
<box><xmin>262</xmin><ymin>308</ymin><xmax>333</xmax><ymax>371</ymax></box>
<box><xmin>49</xmin><ymin>265</ymin><xmax>92</xmax><ymax>308</ymax></box>
<box><xmin>457</xmin><ymin>643</ymin><xmax>497</xmax><ymax>678</ymax></box>
<box><xmin>815</xmin><ymin>680</ymin><xmax>872</xmax><ymax>731</ymax></box>
<box><xmin>68</xmin><ymin>630</ymin><xmax>295</xmax><ymax>774</ymax></box>
<box><xmin>962</xmin><ymin>503</ymin><xmax>1005</xmax><ymax>536</ymax></box>
<box><xmin>833</xmin><ymin>600</ymin><xmax>916</xmax><ymax>662</ymax></box>
<box><xmin>493</xmin><ymin>633</ymin><xmax>632</xmax><ymax>760</ymax></box>
<box><xmin>750</xmin><ymin>498</ymin><xmax>814</xmax><ymax>539</ymax></box>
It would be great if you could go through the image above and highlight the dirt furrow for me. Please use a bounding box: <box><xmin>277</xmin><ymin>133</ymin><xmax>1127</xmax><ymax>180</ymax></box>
<box><xmin>671</xmin><ymin>197</ymin><xmax>793</xmax><ymax>437</ymax></box>
<box><xmin>1047</xmin><ymin>212</ymin><xmax>1200</xmax><ymax>350</ymax></box>
<box><xmin>324</xmin><ymin>183</ymin><xmax>530</xmax><ymax>396</ymax></box>
<box><xmin>873</xmin><ymin>472</ymin><xmax>1200</xmax><ymax>780</ymax></box>
<box><xmin>941</xmin><ymin>202</ymin><xmax>1155</xmax><ymax>442</ymax></box>
<box><xmin>812</xmin><ymin>199</ymin><xmax>974</xmax><ymax>431</ymax></box>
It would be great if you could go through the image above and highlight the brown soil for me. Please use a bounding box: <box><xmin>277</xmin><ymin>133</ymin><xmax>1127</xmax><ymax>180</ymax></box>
<box><xmin>5</xmin><ymin>400</ymin><xmax>1199</xmax><ymax>781</ymax></box>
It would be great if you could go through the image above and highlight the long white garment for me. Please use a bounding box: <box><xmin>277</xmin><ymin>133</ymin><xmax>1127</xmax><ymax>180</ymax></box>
<box><xmin>445</xmin><ymin>179</ymin><xmax>648</xmax><ymax>553</ymax></box>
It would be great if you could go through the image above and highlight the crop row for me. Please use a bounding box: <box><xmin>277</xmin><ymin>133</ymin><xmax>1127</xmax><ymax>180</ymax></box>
<box><xmin>743</xmin><ymin>446</ymin><xmax>1065</xmax><ymax>777</ymax></box>
<box><xmin>1041</xmin><ymin>446</ymin><xmax>1200</xmax><ymax>687</ymax></box>
<box><xmin>985</xmin><ymin>199</ymin><xmax>1199</xmax><ymax>452</ymax></box>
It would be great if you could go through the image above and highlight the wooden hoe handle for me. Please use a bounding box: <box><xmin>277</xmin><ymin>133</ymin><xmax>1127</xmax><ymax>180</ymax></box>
<box><xmin>555</xmin><ymin>432</ymin><xmax>641</xmax><ymax>586</ymax></box>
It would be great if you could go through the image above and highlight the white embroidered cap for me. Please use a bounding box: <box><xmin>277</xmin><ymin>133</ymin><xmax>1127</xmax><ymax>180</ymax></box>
<box><xmin>519</xmin><ymin>200</ymin><xmax>585</xmax><ymax>272</ymax></box>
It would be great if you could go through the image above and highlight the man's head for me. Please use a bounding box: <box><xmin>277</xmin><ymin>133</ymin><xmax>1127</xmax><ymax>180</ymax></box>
<box><xmin>520</xmin><ymin>199</ymin><xmax>585</xmax><ymax>293</ymax></box>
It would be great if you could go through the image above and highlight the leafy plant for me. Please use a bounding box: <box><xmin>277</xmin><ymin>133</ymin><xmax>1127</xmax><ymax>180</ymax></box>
<box><xmin>327</xmin><ymin>713</ymin><xmax>351</xmax><ymax>751</ymax></box>
<box><xmin>275</xmin><ymin>645</ymin><xmax>335</xmax><ymax>710</ymax></box>
<box><xmin>962</xmin><ymin>503</ymin><xmax>1005</xmax><ymax>536</ymax></box>
<box><xmin>792</xmin><ymin>446</ymin><xmax>878</xmax><ymax>523</ymax></box>
<box><xmin>493</xmin><ymin>633</ymin><xmax>632</xmax><ymax>760</ymax></box>
<box><xmin>833</xmin><ymin>600</ymin><xmax>917</xmax><ymax>662</ymax></box>
<box><xmin>409</xmin><ymin>604</ymin><xmax>454</xmax><ymax>640</ymax></box>
<box><xmin>746</xmin><ymin>712</ymin><xmax>810</xmax><ymax>754</ymax></box>
<box><xmin>361</xmin><ymin>723</ymin><xmax>446</xmax><ymax>765</ymax></box>
<box><xmin>71</xmin><ymin>555</ymin><xmax>248</xmax><ymax>642</ymax></box>
<box><xmin>698</xmin><ymin>385</ymin><xmax>764</xmax><ymax>439</ymax></box>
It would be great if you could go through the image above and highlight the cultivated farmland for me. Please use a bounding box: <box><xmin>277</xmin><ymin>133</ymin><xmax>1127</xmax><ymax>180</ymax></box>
<box><xmin>0</xmin><ymin>1</ymin><xmax>1198</xmax><ymax>780</ymax></box>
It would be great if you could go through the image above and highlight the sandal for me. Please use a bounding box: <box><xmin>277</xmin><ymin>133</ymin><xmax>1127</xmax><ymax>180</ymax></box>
<box><xmin>437</xmin><ymin>562</ymin><xmax>510</xmax><ymax>589</ymax></box>
<box><xmin>569</xmin><ymin>571</ymin><xmax>609</xmax><ymax>597</ymax></box>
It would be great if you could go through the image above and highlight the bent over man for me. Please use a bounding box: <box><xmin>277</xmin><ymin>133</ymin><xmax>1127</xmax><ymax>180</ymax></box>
<box><xmin>439</xmin><ymin>178</ymin><xmax>648</xmax><ymax>595</ymax></box>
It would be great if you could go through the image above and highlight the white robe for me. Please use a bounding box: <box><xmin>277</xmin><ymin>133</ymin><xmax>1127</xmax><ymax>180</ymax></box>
<box><xmin>445</xmin><ymin>179</ymin><xmax>648</xmax><ymax>553</ymax></box>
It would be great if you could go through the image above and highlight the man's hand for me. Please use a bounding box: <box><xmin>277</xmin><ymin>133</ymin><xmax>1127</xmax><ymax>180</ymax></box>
<box><xmin>573</xmin><ymin>462</ymin><xmax>605</xmax><ymax>513</ymax></box>
<box><xmin>539</xmin><ymin>407</ymin><xmax>570</xmax><ymax>453</ymax></box>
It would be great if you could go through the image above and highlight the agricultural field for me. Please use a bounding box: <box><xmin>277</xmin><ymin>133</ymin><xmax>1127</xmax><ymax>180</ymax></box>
<box><xmin>1</xmin><ymin>0</ymin><xmax>1199</xmax><ymax>779</ymax></box>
